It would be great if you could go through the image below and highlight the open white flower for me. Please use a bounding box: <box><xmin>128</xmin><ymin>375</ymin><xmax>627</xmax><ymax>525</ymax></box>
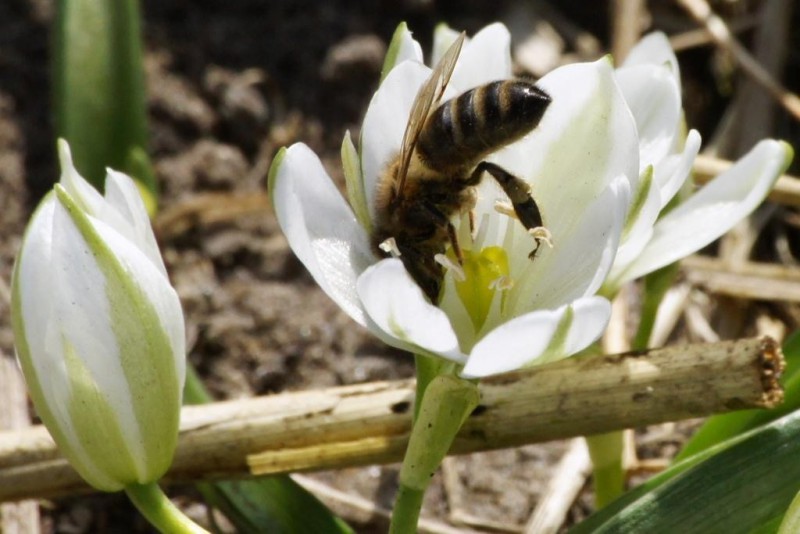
<box><xmin>270</xmin><ymin>23</ymin><xmax>639</xmax><ymax>378</ymax></box>
<box><xmin>11</xmin><ymin>140</ymin><xmax>186</xmax><ymax>491</ymax></box>
<box><xmin>607</xmin><ymin>32</ymin><xmax>793</xmax><ymax>291</ymax></box>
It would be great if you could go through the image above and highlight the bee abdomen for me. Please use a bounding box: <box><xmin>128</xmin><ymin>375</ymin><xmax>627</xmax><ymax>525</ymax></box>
<box><xmin>417</xmin><ymin>80</ymin><xmax>551</xmax><ymax>172</ymax></box>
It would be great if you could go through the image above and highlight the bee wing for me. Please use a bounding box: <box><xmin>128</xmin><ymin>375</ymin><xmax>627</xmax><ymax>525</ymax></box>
<box><xmin>394</xmin><ymin>32</ymin><xmax>465</xmax><ymax>198</ymax></box>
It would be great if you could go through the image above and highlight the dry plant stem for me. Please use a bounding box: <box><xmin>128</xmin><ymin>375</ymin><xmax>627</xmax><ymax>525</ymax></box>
<box><xmin>0</xmin><ymin>338</ymin><xmax>783</xmax><ymax>502</ymax></box>
<box><xmin>0</xmin><ymin>356</ymin><xmax>40</xmax><ymax>534</ymax></box>
<box><xmin>730</xmin><ymin>0</ymin><xmax>792</xmax><ymax>154</ymax></box>
<box><xmin>683</xmin><ymin>256</ymin><xmax>800</xmax><ymax>302</ymax></box>
<box><xmin>524</xmin><ymin>439</ymin><xmax>591</xmax><ymax>534</ymax></box>
<box><xmin>668</xmin><ymin>18</ymin><xmax>756</xmax><ymax>52</ymax></box>
<box><xmin>675</xmin><ymin>0</ymin><xmax>800</xmax><ymax>121</ymax></box>
<box><xmin>610</xmin><ymin>0</ymin><xmax>645</xmax><ymax>63</ymax></box>
<box><xmin>153</xmin><ymin>191</ymin><xmax>270</xmax><ymax>239</ymax></box>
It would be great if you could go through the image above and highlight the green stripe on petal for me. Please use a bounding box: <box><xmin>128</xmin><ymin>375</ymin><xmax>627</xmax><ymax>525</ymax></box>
<box><xmin>55</xmin><ymin>185</ymin><xmax>180</xmax><ymax>484</ymax></box>
<box><xmin>623</xmin><ymin>164</ymin><xmax>654</xmax><ymax>241</ymax></box>
<box><xmin>64</xmin><ymin>336</ymin><xmax>141</xmax><ymax>488</ymax></box>
<box><xmin>342</xmin><ymin>130</ymin><xmax>371</xmax><ymax>232</ymax></box>
<box><xmin>12</xmin><ymin>241</ymin><xmax>121</xmax><ymax>491</ymax></box>
<box><xmin>534</xmin><ymin>305</ymin><xmax>574</xmax><ymax>366</ymax></box>
<box><xmin>381</xmin><ymin>22</ymin><xmax>421</xmax><ymax>81</ymax></box>
<box><xmin>267</xmin><ymin>146</ymin><xmax>287</xmax><ymax>204</ymax></box>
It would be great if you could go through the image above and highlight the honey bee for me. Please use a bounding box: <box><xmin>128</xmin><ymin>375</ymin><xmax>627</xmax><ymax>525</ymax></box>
<box><xmin>372</xmin><ymin>33</ymin><xmax>552</xmax><ymax>303</ymax></box>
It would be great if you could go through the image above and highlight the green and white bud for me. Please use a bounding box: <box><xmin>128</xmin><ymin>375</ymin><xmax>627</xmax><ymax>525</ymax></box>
<box><xmin>11</xmin><ymin>140</ymin><xmax>186</xmax><ymax>492</ymax></box>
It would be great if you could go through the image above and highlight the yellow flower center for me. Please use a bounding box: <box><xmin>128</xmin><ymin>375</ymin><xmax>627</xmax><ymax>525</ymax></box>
<box><xmin>453</xmin><ymin>246</ymin><xmax>510</xmax><ymax>332</ymax></box>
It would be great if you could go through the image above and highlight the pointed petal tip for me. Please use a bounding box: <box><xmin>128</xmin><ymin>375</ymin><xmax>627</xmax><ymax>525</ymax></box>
<box><xmin>57</xmin><ymin>139</ymin><xmax>76</xmax><ymax>174</ymax></box>
<box><xmin>383</xmin><ymin>21</ymin><xmax>423</xmax><ymax>78</ymax></box>
<box><xmin>267</xmin><ymin>145</ymin><xmax>290</xmax><ymax>203</ymax></box>
<box><xmin>778</xmin><ymin>140</ymin><xmax>795</xmax><ymax>169</ymax></box>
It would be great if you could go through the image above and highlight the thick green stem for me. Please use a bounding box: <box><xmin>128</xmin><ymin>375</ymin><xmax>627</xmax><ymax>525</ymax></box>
<box><xmin>412</xmin><ymin>353</ymin><xmax>453</xmax><ymax>420</ymax></box>
<box><xmin>389</xmin><ymin>486</ymin><xmax>425</xmax><ymax>534</ymax></box>
<box><xmin>125</xmin><ymin>482</ymin><xmax>210</xmax><ymax>534</ymax></box>
<box><xmin>389</xmin><ymin>374</ymin><xmax>479</xmax><ymax>533</ymax></box>
<box><xmin>586</xmin><ymin>431</ymin><xmax>625</xmax><ymax>508</ymax></box>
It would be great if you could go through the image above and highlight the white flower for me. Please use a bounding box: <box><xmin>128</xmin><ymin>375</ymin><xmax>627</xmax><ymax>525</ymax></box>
<box><xmin>11</xmin><ymin>140</ymin><xmax>186</xmax><ymax>491</ymax></box>
<box><xmin>607</xmin><ymin>32</ymin><xmax>793</xmax><ymax>290</ymax></box>
<box><xmin>270</xmin><ymin>23</ymin><xmax>639</xmax><ymax>378</ymax></box>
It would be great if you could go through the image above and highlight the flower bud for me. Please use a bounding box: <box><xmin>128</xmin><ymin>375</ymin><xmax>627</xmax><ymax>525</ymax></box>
<box><xmin>11</xmin><ymin>140</ymin><xmax>186</xmax><ymax>491</ymax></box>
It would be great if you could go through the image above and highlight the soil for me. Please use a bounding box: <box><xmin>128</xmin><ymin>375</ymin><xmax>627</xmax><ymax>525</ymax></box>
<box><xmin>1</xmin><ymin>1</ymin><xmax>799</xmax><ymax>533</ymax></box>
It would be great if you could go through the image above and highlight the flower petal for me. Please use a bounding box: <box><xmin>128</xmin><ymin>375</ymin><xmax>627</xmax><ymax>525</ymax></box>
<box><xmin>509</xmin><ymin>174</ymin><xmax>630</xmax><ymax>315</ymax></box>
<box><xmin>622</xmin><ymin>32</ymin><xmax>680</xmax><ymax>82</ymax></box>
<box><xmin>486</xmin><ymin>57</ymin><xmax>639</xmax><ymax>250</ymax></box>
<box><xmin>360</xmin><ymin>61</ymin><xmax>432</xmax><ymax>221</ymax></box>
<box><xmin>57</xmin><ymin>186</ymin><xmax>185</xmax><ymax>484</ymax></box>
<box><xmin>616</xmin><ymin>64</ymin><xmax>681</xmax><ymax>170</ymax></box>
<box><xmin>57</xmin><ymin>139</ymin><xmax>108</xmax><ymax>216</ymax></box>
<box><xmin>612</xmin><ymin>131</ymin><xmax>702</xmax><ymax>280</ymax></box>
<box><xmin>620</xmin><ymin>139</ymin><xmax>793</xmax><ymax>282</ymax></box>
<box><xmin>431</xmin><ymin>23</ymin><xmax>462</xmax><ymax>66</ymax></box>
<box><xmin>270</xmin><ymin>144</ymin><xmax>375</xmax><ymax>326</ymax></box>
<box><xmin>381</xmin><ymin>22</ymin><xmax>423</xmax><ymax>79</ymax></box>
<box><xmin>654</xmin><ymin>129</ymin><xmax>702</xmax><ymax>208</ymax></box>
<box><xmin>357</xmin><ymin>259</ymin><xmax>466</xmax><ymax>363</ymax></box>
<box><xmin>449</xmin><ymin>23</ymin><xmax>512</xmax><ymax>91</ymax></box>
<box><xmin>104</xmin><ymin>169</ymin><xmax>168</xmax><ymax>277</ymax></box>
<box><xmin>462</xmin><ymin>296</ymin><xmax>610</xmax><ymax>378</ymax></box>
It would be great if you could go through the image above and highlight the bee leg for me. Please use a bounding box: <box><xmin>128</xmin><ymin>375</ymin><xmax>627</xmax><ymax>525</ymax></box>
<box><xmin>446</xmin><ymin>221</ymin><xmax>464</xmax><ymax>264</ymax></box>
<box><xmin>473</xmin><ymin>161</ymin><xmax>549</xmax><ymax>259</ymax></box>
<box><xmin>410</xmin><ymin>199</ymin><xmax>466</xmax><ymax>265</ymax></box>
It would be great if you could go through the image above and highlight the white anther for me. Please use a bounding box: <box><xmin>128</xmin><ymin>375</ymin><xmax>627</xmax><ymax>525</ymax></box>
<box><xmin>488</xmin><ymin>275</ymin><xmax>514</xmax><ymax>291</ymax></box>
<box><xmin>435</xmin><ymin>253</ymin><xmax>466</xmax><ymax>282</ymax></box>
<box><xmin>379</xmin><ymin>237</ymin><xmax>401</xmax><ymax>257</ymax></box>
<box><xmin>493</xmin><ymin>200</ymin><xmax>517</xmax><ymax>219</ymax></box>
<box><xmin>529</xmin><ymin>226</ymin><xmax>554</xmax><ymax>248</ymax></box>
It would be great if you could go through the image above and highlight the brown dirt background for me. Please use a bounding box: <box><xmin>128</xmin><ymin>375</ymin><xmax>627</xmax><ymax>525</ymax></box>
<box><xmin>2</xmin><ymin>0</ymin><xmax>800</xmax><ymax>532</ymax></box>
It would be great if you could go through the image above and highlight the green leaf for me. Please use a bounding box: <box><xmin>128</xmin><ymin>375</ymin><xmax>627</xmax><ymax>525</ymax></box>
<box><xmin>196</xmin><ymin>480</ymin><xmax>353</xmax><ymax>534</ymax></box>
<box><xmin>572</xmin><ymin>410</ymin><xmax>800</xmax><ymax>533</ymax></box>
<box><xmin>675</xmin><ymin>330</ymin><xmax>800</xmax><ymax>461</ymax></box>
<box><xmin>54</xmin><ymin>0</ymin><xmax>157</xmax><ymax>201</ymax></box>
<box><xmin>183</xmin><ymin>367</ymin><xmax>353</xmax><ymax>534</ymax></box>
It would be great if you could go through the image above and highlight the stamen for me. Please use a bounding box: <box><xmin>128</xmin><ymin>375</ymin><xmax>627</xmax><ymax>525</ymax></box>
<box><xmin>435</xmin><ymin>253</ymin><xmax>466</xmax><ymax>282</ymax></box>
<box><xmin>493</xmin><ymin>200</ymin><xmax>516</xmax><ymax>219</ymax></box>
<box><xmin>379</xmin><ymin>237</ymin><xmax>401</xmax><ymax>257</ymax></box>
<box><xmin>473</xmin><ymin>213</ymin><xmax>490</xmax><ymax>250</ymax></box>
<box><xmin>488</xmin><ymin>275</ymin><xmax>514</xmax><ymax>291</ymax></box>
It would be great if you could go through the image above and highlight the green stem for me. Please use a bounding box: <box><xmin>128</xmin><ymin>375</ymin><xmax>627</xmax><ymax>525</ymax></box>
<box><xmin>586</xmin><ymin>431</ymin><xmax>625</xmax><ymax>508</ymax></box>
<box><xmin>125</xmin><ymin>482</ymin><xmax>210</xmax><ymax>534</ymax></box>
<box><xmin>633</xmin><ymin>263</ymin><xmax>680</xmax><ymax>349</ymax></box>
<box><xmin>389</xmin><ymin>486</ymin><xmax>425</xmax><ymax>534</ymax></box>
<box><xmin>412</xmin><ymin>353</ymin><xmax>452</xmax><ymax>420</ymax></box>
<box><xmin>389</xmin><ymin>374</ymin><xmax>479</xmax><ymax>533</ymax></box>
